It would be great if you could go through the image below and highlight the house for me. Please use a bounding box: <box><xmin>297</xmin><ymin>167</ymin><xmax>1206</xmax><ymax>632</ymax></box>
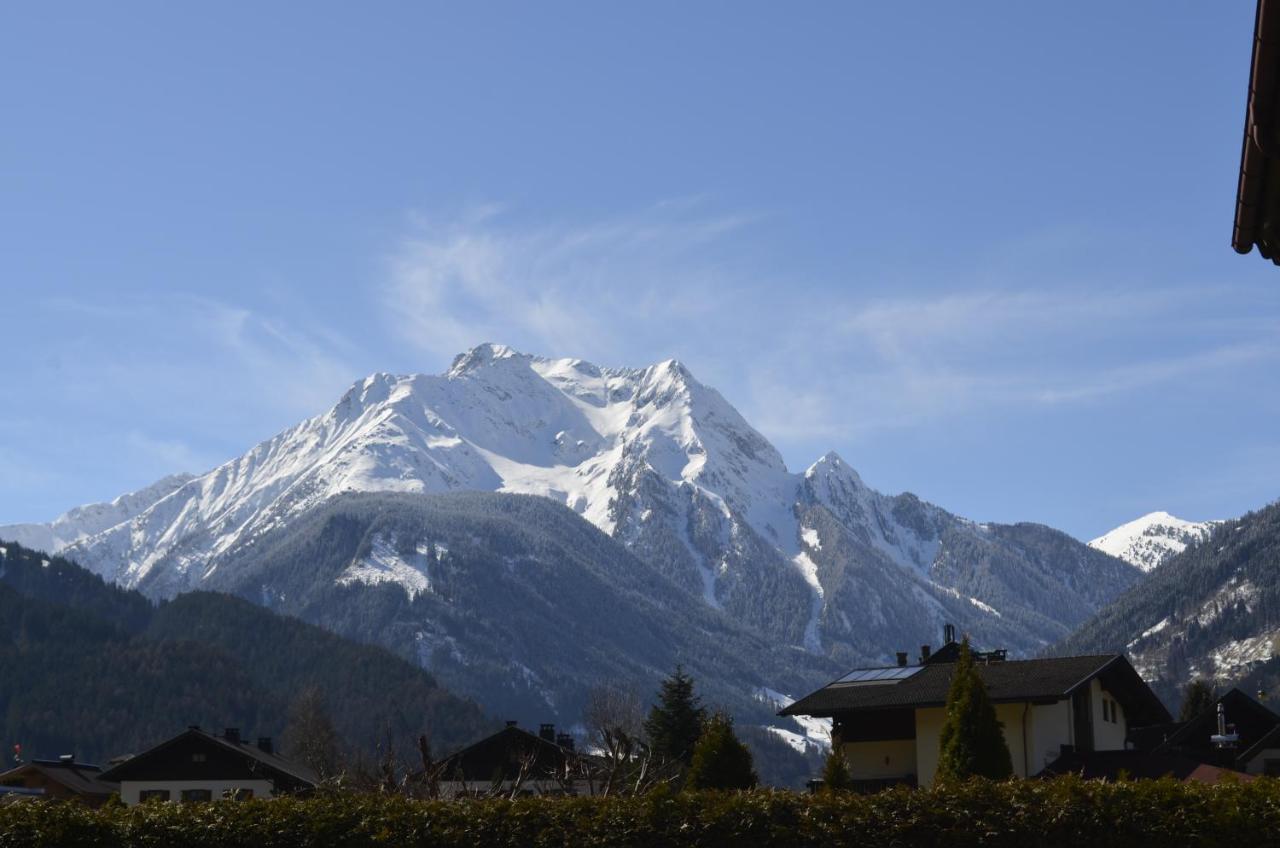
<box><xmin>98</xmin><ymin>726</ymin><xmax>316</xmax><ymax>805</ymax></box>
<box><xmin>1133</xmin><ymin>687</ymin><xmax>1280</xmax><ymax>776</ymax></box>
<box><xmin>780</xmin><ymin>628</ymin><xmax>1171</xmax><ymax>790</ymax></box>
<box><xmin>0</xmin><ymin>755</ymin><xmax>118</xmax><ymax>806</ymax></box>
<box><xmin>432</xmin><ymin>721</ymin><xmax>596</xmax><ymax>797</ymax></box>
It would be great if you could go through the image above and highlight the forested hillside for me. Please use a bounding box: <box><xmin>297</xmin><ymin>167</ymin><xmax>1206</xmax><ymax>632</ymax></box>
<box><xmin>0</xmin><ymin>540</ymin><xmax>491</xmax><ymax>765</ymax></box>
<box><xmin>1056</xmin><ymin>499</ymin><xmax>1280</xmax><ymax>708</ymax></box>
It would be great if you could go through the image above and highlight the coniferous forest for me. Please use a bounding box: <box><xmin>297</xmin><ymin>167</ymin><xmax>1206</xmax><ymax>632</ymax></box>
<box><xmin>0</xmin><ymin>541</ymin><xmax>492</xmax><ymax>766</ymax></box>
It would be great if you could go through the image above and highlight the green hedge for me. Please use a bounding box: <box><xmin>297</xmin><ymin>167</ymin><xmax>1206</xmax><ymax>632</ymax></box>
<box><xmin>2</xmin><ymin>779</ymin><xmax>1278</xmax><ymax>848</ymax></box>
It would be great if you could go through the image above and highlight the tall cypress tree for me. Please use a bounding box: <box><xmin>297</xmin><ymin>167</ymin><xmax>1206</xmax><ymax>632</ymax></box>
<box><xmin>643</xmin><ymin>666</ymin><xmax>707</xmax><ymax>766</ymax></box>
<box><xmin>935</xmin><ymin>639</ymin><xmax>1013</xmax><ymax>781</ymax></box>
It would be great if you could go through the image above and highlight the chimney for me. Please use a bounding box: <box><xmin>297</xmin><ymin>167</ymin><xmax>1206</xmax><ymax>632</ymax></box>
<box><xmin>505</xmin><ymin>720</ymin><xmax>518</xmax><ymax>728</ymax></box>
<box><xmin>895</xmin><ymin>651</ymin><xmax>909</xmax><ymax>667</ymax></box>
<box><xmin>944</xmin><ymin>623</ymin><xmax>956</xmax><ymax>644</ymax></box>
<box><xmin>539</xmin><ymin>723</ymin><xmax>556</xmax><ymax>742</ymax></box>
<box><xmin>556</xmin><ymin>733</ymin><xmax>575</xmax><ymax>751</ymax></box>
<box><xmin>920</xmin><ymin>644</ymin><xmax>931</xmax><ymax>663</ymax></box>
<box><xmin>224</xmin><ymin>728</ymin><xmax>241</xmax><ymax>744</ymax></box>
<box><xmin>257</xmin><ymin>737</ymin><xmax>273</xmax><ymax>755</ymax></box>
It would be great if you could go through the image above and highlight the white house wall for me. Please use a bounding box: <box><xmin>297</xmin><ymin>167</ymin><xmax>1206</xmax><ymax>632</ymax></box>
<box><xmin>120</xmin><ymin>779</ymin><xmax>274</xmax><ymax>806</ymax></box>
<box><xmin>1090</xmin><ymin>679</ymin><xmax>1127</xmax><ymax>751</ymax></box>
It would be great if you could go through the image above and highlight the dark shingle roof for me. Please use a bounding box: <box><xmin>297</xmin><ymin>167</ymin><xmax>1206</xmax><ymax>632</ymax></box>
<box><xmin>0</xmin><ymin>761</ymin><xmax>116</xmax><ymax>797</ymax></box>
<box><xmin>99</xmin><ymin>728</ymin><xmax>318</xmax><ymax>788</ymax></box>
<box><xmin>781</xmin><ymin>654</ymin><xmax>1170</xmax><ymax>724</ymax></box>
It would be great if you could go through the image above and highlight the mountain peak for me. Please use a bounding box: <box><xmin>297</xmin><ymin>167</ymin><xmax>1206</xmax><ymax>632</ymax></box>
<box><xmin>805</xmin><ymin>451</ymin><xmax>863</xmax><ymax>486</ymax></box>
<box><xmin>447</xmin><ymin>343</ymin><xmax>526</xmax><ymax>377</ymax></box>
<box><xmin>1088</xmin><ymin>510</ymin><xmax>1222</xmax><ymax>572</ymax></box>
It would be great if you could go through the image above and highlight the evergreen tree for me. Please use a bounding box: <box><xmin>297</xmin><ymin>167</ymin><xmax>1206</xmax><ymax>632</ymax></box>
<box><xmin>820</xmin><ymin>746</ymin><xmax>853</xmax><ymax>792</ymax></box>
<box><xmin>1179</xmin><ymin>679</ymin><xmax>1216</xmax><ymax>722</ymax></box>
<box><xmin>685</xmin><ymin>712</ymin><xmax>757</xmax><ymax>790</ymax></box>
<box><xmin>935</xmin><ymin>639</ymin><xmax>1013</xmax><ymax>781</ymax></box>
<box><xmin>644</xmin><ymin>666</ymin><xmax>707</xmax><ymax>766</ymax></box>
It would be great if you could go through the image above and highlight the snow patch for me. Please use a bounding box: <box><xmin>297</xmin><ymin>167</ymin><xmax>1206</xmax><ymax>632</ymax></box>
<box><xmin>337</xmin><ymin>535</ymin><xmax>432</xmax><ymax>600</ymax></box>
<box><xmin>792</xmin><ymin>550</ymin><xmax>824</xmax><ymax>653</ymax></box>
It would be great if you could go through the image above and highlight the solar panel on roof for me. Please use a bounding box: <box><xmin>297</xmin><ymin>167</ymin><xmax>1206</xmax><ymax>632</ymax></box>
<box><xmin>834</xmin><ymin>665</ymin><xmax>923</xmax><ymax>685</ymax></box>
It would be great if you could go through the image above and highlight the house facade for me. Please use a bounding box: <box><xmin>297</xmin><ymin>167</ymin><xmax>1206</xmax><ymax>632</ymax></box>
<box><xmin>432</xmin><ymin>721</ymin><xmax>596</xmax><ymax>797</ymax></box>
<box><xmin>98</xmin><ymin>727</ymin><xmax>316</xmax><ymax>805</ymax></box>
<box><xmin>0</xmin><ymin>755</ymin><xmax>117</xmax><ymax>806</ymax></box>
<box><xmin>781</xmin><ymin>635</ymin><xmax>1170</xmax><ymax>789</ymax></box>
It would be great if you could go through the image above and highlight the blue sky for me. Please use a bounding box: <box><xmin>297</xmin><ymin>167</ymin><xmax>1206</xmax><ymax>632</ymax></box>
<box><xmin>3</xmin><ymin>2</ymin><xmax>1278</xmax><ymax>540</ymax></box>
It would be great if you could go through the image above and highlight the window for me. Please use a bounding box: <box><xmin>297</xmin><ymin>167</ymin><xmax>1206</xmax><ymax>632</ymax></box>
<box><xmin>226</xmin><ymin>788</ymin><xmax>254</xmax><ymax>801</ymax></box>
<box><xmin>191</xmin><ymin>753</ymin><xmax>207</xmax><ymax>763</ymax></box>
<box><xmin>1264</xmin><ymin>759</ymin><xmax>1280</xmax><ymax>778</ymax></box>
<box><xmin>139</xmin><ymin>789</ymin><xmax>171</xmax><ymax>803</ymax></box>
<box><xmin>180</xmin><ymin>788</ymin><xmax>212</xmax><ymax>803</ymax></box>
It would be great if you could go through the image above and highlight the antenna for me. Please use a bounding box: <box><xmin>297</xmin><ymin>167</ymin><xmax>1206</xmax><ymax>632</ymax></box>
<box><xmin>1210</xmin><ymin>702</ymin><xmax>1239</xmax><ymax>749</ymax></box>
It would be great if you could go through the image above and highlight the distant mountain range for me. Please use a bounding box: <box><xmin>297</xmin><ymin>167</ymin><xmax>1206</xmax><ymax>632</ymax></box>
<box><xmin>1</xmin><ymin>344</ymin><xmax>1151</xmax><ymax>764</ymax></box>
<box><xmin>1088</xmin><ymin>511</ymin><xmax>1222</xmax><ymax>573</ymax></box>
<box><xmin>1059</xmin><ymin>500</ymin><xmax>1280</xmax><ymax>707</ymax></box>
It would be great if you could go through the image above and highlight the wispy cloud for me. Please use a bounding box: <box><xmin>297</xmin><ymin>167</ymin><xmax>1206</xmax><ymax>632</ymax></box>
<box><xmin>381</xmin><ymin>205</ymin><xmax>1280</xmax><ymax>455</ymax></box>
<box><xmin>383</xmin><ymin>203</ymin><xmax>760</xmax><ymax>363</ymax></box>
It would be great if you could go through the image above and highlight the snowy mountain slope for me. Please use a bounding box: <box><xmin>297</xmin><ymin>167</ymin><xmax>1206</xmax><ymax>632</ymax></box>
<box><xmin>8</xmin><ymin>344</ymin><xmax>1141</xmax><ymax>664</ymax></box>
<box><xmin>1088</xmin><ymin>511</ymin><xmax>1222</xmax><ymax>572</ymax></box>
<box><xmin>0</xmin><ymin>474</ymin><xmax>194</xmax><ymax>555</ymax></box>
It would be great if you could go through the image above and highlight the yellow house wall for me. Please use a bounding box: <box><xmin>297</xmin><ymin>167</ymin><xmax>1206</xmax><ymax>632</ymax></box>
<box><xmin>994</xmin><ymin>702</ymin><xmax>1029</xmax><ymax>777</ymax></box>
<box><xmin>916</xmin><ymin>701</ymin><xmax>1060</xmax><ymax>785</ymax></box>
<box><xmin>1028</xmin><ymin>700</ymin><xmax>1072</xmax><ymax>775</ymax></box>
<box><xmin>915</xmin><ymin>707</ymin><xmax>944</xmax><ymax>786</ymax></box>
<box><xmin>840</xmin><ymin>739</ymin><xmax>918</xmax><ymax>780</ymax></box>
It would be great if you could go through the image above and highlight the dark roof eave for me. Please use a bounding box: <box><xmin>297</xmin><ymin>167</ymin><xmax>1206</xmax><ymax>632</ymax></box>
<box><xmin>1233</xmin><ymin>0</ymin><xmax>1280</xmax><ymax>262</ymax></box>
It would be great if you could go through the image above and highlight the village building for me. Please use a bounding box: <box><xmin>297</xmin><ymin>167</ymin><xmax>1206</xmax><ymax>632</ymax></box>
<box><xmin>432</xmin><ymin>721</ymin><xmax>597</xmax><ymax>797</ymax></box>
<box><xmin>0</xmin><ymin>755</ymin><xmax>118</xmax><ymax>806</ymax></box>
<box><xmin>1134</xmin><ymin>687</ymin><xmax>1280</xmax><ymax>776</ymax></box>
<box><xmin>781</xmin><ymin>628</ymin><xmax>1171</xmax><ymax>790</ymax></box>
<box><xmin>98</xmin><ymin>726</ymin><xmax>316</xmax><ymax>805</ymax></box>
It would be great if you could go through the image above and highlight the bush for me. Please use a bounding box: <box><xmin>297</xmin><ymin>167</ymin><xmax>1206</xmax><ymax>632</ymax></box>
<box><xmin>1</xmin><ymin>779</ymin><xmax>1279</xmax><ymax>848</ymax></box>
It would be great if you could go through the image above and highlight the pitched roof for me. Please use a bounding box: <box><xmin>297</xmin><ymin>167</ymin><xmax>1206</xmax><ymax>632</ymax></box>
<box><xmin>1240</xmin><ymin>722</ymin><xmax>1280</xmax><ymax>763</ymax></box>
<box><xmin>1157</xmin><ymin>688</ymin><xmax>1280</xmax><ymax>754</ymax></box>
<box><xmin>781</xmin><ymin>653</ymin><xmax>1171</xmax><ymax>725</ymax></box>
<box><xmin>0</xmin><ymin>760</ymin><xmax>116</xmax><ymax>797</ymax></box>
<box><xmin>99</xmin><ymin>728</ymin><xmax>317</xmax><ymax>788</ymax></box>
<box><xmin>435</xmin><ymin>726</ymin><xmax>584</xmax><ymax>782</ymax></box>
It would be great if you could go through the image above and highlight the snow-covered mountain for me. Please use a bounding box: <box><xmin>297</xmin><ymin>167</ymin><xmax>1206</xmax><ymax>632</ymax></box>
<box><xmin>1</xmin><ymin>344</ymin><xmax>1140</xmax><ymax>663</ymax></box>
<box><xmin>1088</xmin><ymin>511</ymin><xmax>1221</xmax><ymax>572</ymax></box>
<box><xmin>0</xmin><ymin>473</ymin><xmax>195</xmax><ymax>555</ymax></box>
<box><xmin>1060</xmin><ymin>500</ymin><xmax>1279</xmax><ymax>709</ymax></box>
